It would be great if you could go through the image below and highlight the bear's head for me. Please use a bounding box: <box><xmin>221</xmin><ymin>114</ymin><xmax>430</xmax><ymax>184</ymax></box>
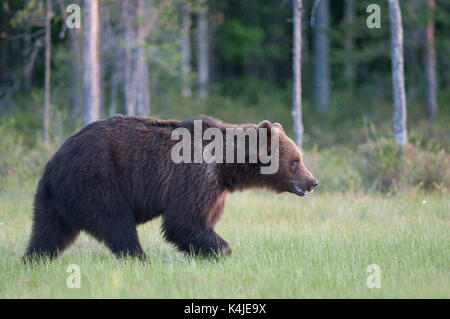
<box><xmin>258</xmin><ymin>120</ymin><xmax>318</xmax><ymax>197</ymax></box>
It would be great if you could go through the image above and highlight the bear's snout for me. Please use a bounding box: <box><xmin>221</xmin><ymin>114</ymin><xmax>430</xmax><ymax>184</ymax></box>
<box><xmin>290</xmin><ymin>177</ymin><xmax>318</xmax><ymax>196</ymax></box>
<box><xmin>306</xmin><ymin>178</ymin><xmax>319</xmax><ymax>192</ymax></box>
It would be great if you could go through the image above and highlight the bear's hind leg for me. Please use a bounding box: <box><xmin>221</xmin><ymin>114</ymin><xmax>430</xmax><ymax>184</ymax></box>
<box><xmin>23</xmin><ymin>211</ymin><xmax>79</xmax><ymax>262</ymax></box>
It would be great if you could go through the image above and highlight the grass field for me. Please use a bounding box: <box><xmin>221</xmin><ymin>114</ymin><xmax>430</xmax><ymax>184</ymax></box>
<box><xmin>0</xmin><ymin>185</ymin><xmax>448</xmax><ymax>298</ymax></box>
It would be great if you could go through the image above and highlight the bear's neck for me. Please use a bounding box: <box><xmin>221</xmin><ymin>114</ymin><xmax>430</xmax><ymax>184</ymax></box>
<box><xmin>216</xmin><ymin>163</ymin><xmax>272</xmax><ymax>192</ymax></box>
<box><xmin>212</xmin><ymin>123</ymin><xmax>274</xmax><ymax>192</ymax></box>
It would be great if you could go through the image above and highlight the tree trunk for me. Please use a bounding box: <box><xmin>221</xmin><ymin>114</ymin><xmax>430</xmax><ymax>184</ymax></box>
<box><xmin>43</xmin><ymin>0</ymin><xmax>51</xmax><ymax>145</ymax></box>
<box><xmin>424</xmin><ymin>0</ymin><xmax>437</xmax><ymax>120</ymax></box>
<box><xmin>24</xmin><ymin>25</ymin><xmax>32</xmax><ymax>90</ymax></box>
<box><xmin>135</xmin><ymin>0</ymin><xmax>150</xmax><ymax>116</ymax></box>
<box><xmin>344</xmin><ymin>0</ymin><xmax>355</xmax><ymax>95</ymax></box>
<box><xmin>123</xmin><ymin>0</ymin><xmax>136</xmax><ymax>116</ymax></box>
<box><xmin>121</xmin><ymin>0</ymin><xmax>150</xmax><ymax>116</ymax></box>
<box><xmin>25</xmin><ymin>38</ymin><xmax>42</xmax><ymax>93</ymax></box>
<box><xmin>301</xmin><ymin>2</ymin><xmax>308</xmax><ymax>67</ymax></box>
<box><xmin>56</xmin><ymin>0</ymin><xmax>81</xmax><ymax>119</ymax></box>
<box><xmin>313</xmin><ymin>0</ymin><xmax>330</xmax><ymax>113</ymax></box>
<box><xmin>82</xmin><ymin>0</ymin><xmax>101</xmax><ymax>124</ymax></box>
<box><xmin>197</xmin><ymin>0</ymin><xmax>209</xmax><ymax>98</ymax></box>
<box><xmin>405</xmin><ymin>0</ymin><xmax>420</xmax><ymax>103</ymax></box>
<box><xmin>292</xmin><ymin>0</ymin><xmax>304</xmax><ymax>149</ymax></box>
<box><xmin>69</xmin><ymin>25</ymin><xmax>82</xmax><ymax>119</ymax></box>
<box><xmin>388</xmin><ymin>0</ymin><xmax>408</xmax><ymax>147</ymax></box>
<box><xmin>181</xmin><ymin>2</ymin><xmax>192</xmax><ymax>98</ymax></box>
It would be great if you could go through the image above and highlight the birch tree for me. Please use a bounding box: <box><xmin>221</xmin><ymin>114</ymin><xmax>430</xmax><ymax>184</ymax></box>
<box><xmin>181</xmin><ymin>1</ymin><xmax>192</xmax><ymax>98</ymax></box>
<box><xmin>43</xmin><ymin>0</ymin><xmax>51</xmax><ymax>145</ymax></box>
<box><xmin>68</xmin><ymin>17</ymin><xmax>82</xmax><ymax>118</ymax></box>
<box><xmin>312</xmin><ymin>0</ymin><xmax>330</xmax><ymax>113</ymax></box>
<box><xmin>122</xmin><ymin>0</ymin><xmax>151</xmax><ymax>116</ymax></box>
<box><xmin>58</xmin><ymin>0</ymin><xmax>82</xmax><ymax>118</ymax></box>
<box><xmin>197</xmin><ymin>0</ymin><xmax>209</xmax><ymax>98</ymax></box>
<box><xmin>388</xmin><ymin>0</ymin><xmax>408</xmax><ymax>146</ymax></box>
<box><xmin>292</xmin><ymin>0</ymin><xmax>304</xmax><ymax>149</ymax></box>
<box><xmin>122</xmin><ymin>0</ymin><xmax>136</xmax><ymax>116</ymax></box>
<box><xmin>424</xmin><ymin>0</ymin><xmax>437</xmax><ymax>120</ymax></box>
<box><xmin>135</xmin><ymin>0</ymin><xmax>151</xmax><ymax>116</ymax></box>
<box><xmin>82</xmin><ymin>0</ymin><xmax>101</xmax><ymax>124</ymax></box>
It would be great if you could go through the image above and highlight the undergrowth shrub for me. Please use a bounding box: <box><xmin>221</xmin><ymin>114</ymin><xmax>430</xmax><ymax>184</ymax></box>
<box><xmin>403</xmin><ymin>145</ymin><xmax>449</xmax><ymax>191</ymax></box>
<box><xmin>0</xmin><ymin>119</ymin><xmax>55</xmax><ymax>190</ymax></box>
<box><xmin>358</xmin><ymin>138</ymin><xmax>402</xmax><ymax>191</ymax></box>
<box><xmin>358</xmin><ymin>137</ymin><xmax>449</xmax><ymax>192</ymax></box>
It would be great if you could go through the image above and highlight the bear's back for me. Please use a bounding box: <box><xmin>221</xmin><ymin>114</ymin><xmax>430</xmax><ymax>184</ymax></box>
<box><xmin>44</xmin><ymin>116</ymin><xmax>181</xmax><ymax>196</ymax></box>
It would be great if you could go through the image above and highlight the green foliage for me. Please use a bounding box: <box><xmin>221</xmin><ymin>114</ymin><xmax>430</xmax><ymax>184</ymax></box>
<box><xmin>214</xmin><ymin>18</ymin><xmax>264</xmax><ymax>64</ymax></box>
<box><xmin>0</xmin><ymin>117</ymin><xmax>55</xmax><ymax>191</ymax></box>
<box><xmin>403</xmin><ymin>145</ymin><xmax>449</xmax><ymax>191</ymax></box>
<box><xmin>358</xmin><ymin>137</ymin><xmax>450</xmax><ymax>192</ymax></box>
<box><xmin>9</xmin><ymin>0</ymin><xmax>45</xmax><ymax>28</ymax></box>
<box><xmin>358</xmin><ymin>138</ymin><xmax>403</xmax><ymax>191</ymax></box>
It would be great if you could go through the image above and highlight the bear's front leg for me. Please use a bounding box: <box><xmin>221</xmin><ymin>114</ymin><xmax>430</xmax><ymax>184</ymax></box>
<box><xmin>162</xmin><ymin>218</ymin><xmax>231</xmax><ymax>257</ymax></box>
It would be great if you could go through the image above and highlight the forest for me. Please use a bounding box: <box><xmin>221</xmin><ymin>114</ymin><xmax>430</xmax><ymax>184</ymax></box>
<box><xmin>0</xmin><ymin>0</ymin><xmax>449</xmax><ymax>299</ymax></box>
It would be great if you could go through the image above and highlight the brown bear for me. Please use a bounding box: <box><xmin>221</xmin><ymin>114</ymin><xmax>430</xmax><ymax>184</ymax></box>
<box><xmin>23</xmin><ymin>115</ymin><xmax>318</xmax><ymax>261</ymax></box>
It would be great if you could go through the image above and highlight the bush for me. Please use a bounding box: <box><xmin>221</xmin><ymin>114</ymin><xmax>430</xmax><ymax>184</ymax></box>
<box><xmin>357</xmin><ymin>138</ymin><xmax>449</xmax><ymax>192</ymax></box>
<box><xmin>358</xmin><ymin>138</ymin><xmax>402</xmax><ymax>191</ymax></box>
<box><xmin>403</xmin><ymin>145</ymin><xmax>449</xmax><ymax>191</ymax></box>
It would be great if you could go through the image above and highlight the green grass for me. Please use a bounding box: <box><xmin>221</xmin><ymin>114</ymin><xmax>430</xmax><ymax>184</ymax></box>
<box><xmin>0</xmin><ymin>185</ymin><xmax>448</xmax><ymax>298</ymax></box>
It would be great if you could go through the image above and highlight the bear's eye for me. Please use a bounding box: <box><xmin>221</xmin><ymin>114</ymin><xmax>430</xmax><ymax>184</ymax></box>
<box><xmin>291</xmin><ymin>158</ymin><xmax>300</xmax><ymax>166</ymax></box>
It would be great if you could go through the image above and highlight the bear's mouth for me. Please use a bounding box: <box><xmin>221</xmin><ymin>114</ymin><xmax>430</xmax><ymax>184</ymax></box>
<box><xmin>291</xmin><ymin>183</ymin><xmax>307</xmax><ymax>196</ymax></box>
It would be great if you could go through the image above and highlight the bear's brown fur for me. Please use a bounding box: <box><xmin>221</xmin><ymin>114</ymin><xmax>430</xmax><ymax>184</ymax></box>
<box><xmin>23</xmin><ymin>115</ymin><xmax>318</xmax><ymax>260</ymax></box>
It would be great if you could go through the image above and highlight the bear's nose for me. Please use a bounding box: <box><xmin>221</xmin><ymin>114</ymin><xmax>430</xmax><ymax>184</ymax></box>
<box><xmin>311</xmin><ymin>179</ymin><xmax>319</xmax><ymax>188</ymax></box>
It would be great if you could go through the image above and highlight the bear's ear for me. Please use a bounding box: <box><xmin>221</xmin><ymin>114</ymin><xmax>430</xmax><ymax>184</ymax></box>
<box><xmin>258</xmin><ymin>120</ymin><xmax>272</xmax><ymax>130</ymax></box>
<box><xmin>257</xmin><ymin>120</ymin><xmax>277</xmax><ymax>154</ymax></box>
<box><xmin>273</xmin><ymin>122</ymin><xmax>285</xmax><ymax>134</ymax></box>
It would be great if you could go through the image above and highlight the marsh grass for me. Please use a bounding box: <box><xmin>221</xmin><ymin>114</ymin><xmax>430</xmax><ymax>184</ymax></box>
<box><xmin>0</xmin><ymin>185</ymin><xmax>448</xmax><ymax>298</ymax></box>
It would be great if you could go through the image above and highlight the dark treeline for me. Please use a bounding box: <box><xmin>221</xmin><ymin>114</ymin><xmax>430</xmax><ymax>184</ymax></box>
<box><xmin>0</xmin><ymin>0</ymin><xmax>448</xmax><ymax>149</ymax></box>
